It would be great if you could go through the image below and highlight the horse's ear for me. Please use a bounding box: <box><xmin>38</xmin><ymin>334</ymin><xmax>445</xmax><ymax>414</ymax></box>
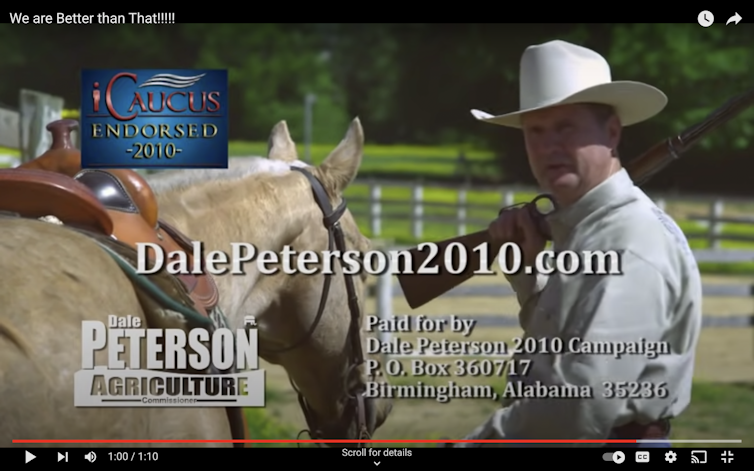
<box><xmin>267</xmin><ymin>120</ymin><xmax>298</xmax><ymax>162</ymax></box>
<box><xmin>318</xmin><ymin>117</ymin><xmax>363</xmax><ymax>194</ymax></box>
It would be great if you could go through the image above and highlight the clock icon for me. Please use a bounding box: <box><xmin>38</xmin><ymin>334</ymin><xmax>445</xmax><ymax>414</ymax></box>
<box><xmin>698</xmin><ymin>10</ymin><xmax>714</xmax><ymax>27</ymax></box>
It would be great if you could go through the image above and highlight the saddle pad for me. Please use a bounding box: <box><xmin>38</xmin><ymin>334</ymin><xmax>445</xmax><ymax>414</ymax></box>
<box><xmin>74</xmin><ymin>229</ymin><xmax>204</xmax><ymax>333</ymax></box>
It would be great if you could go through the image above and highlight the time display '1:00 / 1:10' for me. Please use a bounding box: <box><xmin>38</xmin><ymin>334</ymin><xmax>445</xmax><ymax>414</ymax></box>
<box><xmin>107</xmin><ymin>451</ymin><xmax>159</xmax><ymax>461</ymax></box>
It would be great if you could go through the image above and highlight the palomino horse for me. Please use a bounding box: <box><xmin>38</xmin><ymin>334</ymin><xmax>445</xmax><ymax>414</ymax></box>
<box><xmin>0</xmin><ymin>118</ymin><xmax>392</xmax><ymax>446</ymax></box>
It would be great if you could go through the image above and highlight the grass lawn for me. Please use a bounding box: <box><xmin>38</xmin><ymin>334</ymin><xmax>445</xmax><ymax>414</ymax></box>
<box><xmin>1</xmin><ymin>140</ymin><xmax>497</xmax><ymax>179</ymax></box>
<box><xmin>247</xmin><ymin>380</ymin><xmax>753</xmax><ymax>446</ymax></box>
<box><xmin>243</xmin><ymin>388</ymin><xmax>298</xmax><ymax>446</ymax></box>
<box><xmin>671</xmin><ymin>382</ymin><xmax>754</xmax><ymax>447</ymax></box>
<box><xmin>227</xmin><ymin>141</ymin><xmax>499</xmax><ymax>180</ymax></box>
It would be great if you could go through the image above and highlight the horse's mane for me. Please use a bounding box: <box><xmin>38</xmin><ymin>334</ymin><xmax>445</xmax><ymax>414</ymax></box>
<box><xmin>145</xmin><ymin>156</ymin><xmax>310</xmax><ymax>195</ymax></box>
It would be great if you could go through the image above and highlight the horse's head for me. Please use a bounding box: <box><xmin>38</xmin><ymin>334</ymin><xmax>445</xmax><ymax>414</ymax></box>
<box><xmin>150</xmin><ymin>118</ymin><xmax>393</xmax><ymax>442</ymax></box>
<box><xmin>259</xmin><ymin>118</ymin><xmax>394</xmax><ymax>441</ymax></box>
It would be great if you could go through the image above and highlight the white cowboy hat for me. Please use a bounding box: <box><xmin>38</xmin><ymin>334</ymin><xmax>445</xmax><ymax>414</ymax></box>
<box><xmin>471</xmin><ymin>40</ymin><xmax>668</xmax><ymax>128</ymax></box>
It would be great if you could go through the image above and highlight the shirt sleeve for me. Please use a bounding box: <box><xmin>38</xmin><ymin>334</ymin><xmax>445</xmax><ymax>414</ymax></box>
<box><xmin>460</xmin><ymin>252</ymin><xmax>671</xmax><ymax>446</ymax></box>
<box><xmin>505</xmin><ymin>272</ymin><xmax>548</xmax><ymax>330</ymax></box>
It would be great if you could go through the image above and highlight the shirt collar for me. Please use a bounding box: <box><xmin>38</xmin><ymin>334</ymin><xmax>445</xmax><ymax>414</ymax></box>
<box><xmin>547</xmin><ymin>168</ymin><xmax>635</xmax><ymax>242</ymax></box>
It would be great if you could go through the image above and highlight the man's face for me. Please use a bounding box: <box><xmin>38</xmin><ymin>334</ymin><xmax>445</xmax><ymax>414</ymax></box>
<box><xmin>521</xmin><ymin>104</ymin><xmax>621</xmax><ymax>206</ymax></box>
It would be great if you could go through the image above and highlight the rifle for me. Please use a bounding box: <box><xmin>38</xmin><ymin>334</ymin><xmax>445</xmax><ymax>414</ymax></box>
<box><xmin>396</xmin><ymin>87</ymin><xmax>754</xmax><ymax>309</ymax></box>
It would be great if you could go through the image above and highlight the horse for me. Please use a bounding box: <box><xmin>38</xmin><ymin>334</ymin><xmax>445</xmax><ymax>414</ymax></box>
<box><xmin>0</xmin><ymin>118</ymin><xmax>393</xmax><ymax>446</ymax></box>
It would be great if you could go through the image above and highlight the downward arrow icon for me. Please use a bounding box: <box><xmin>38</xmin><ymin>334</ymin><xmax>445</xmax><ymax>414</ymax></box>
<box><xmin>726</xmin><ymin>12</ymin><xmax>742</xmax><ymax>25</ymax></box>
<box><xmin>374</xmin><ymin>462</ymin><xmax>380</xmax><ymax>466</ymax></box>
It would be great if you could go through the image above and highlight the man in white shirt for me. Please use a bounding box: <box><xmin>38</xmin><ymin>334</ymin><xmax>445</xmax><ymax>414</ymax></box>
<box><xmin>455</xmin><ymin>40</ymin><xmax>702</xmax><ymax>447</ymax></box>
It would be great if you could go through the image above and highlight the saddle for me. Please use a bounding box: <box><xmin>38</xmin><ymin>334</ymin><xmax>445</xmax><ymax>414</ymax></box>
<box><xmin>0</xmin><ymin>119</ymin><xmax>246</xmax><ymax>445</ymax></box>
<box><xmin>5</xmin><ymin>119</ymin><xmax>218</xmax><ymax>316</ymax></box>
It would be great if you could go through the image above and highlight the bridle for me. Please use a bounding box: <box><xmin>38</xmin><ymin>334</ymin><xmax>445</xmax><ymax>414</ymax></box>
<box><xmin>257</xmin><ymin>166</ymin><xmax>372</xmax><ymax>446</ymax></box>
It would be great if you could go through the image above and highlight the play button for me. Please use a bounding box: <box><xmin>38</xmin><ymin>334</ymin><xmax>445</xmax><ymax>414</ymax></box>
<box><xmin>25</xmin><ymin>450</ymin><xmax>35</xmax><ymax>463</ymax></box>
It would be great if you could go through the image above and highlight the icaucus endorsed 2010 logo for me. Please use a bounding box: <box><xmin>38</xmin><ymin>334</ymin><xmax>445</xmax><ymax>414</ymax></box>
<box><xmin>80</xmin><ymin>69</ymin><xmax>228</xmax><ymax>169</ymax></box>
<box><xmin>73</xmin><ymin>315</ymin><xmax>265</xmax><ymax>407</ymax></box>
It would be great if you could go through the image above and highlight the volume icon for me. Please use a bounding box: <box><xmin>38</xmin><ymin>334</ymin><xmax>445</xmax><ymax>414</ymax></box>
<box><xmin>84</xmin><ymin>451</ymin><xmax>97</xmax><ymax>462</ymax></box>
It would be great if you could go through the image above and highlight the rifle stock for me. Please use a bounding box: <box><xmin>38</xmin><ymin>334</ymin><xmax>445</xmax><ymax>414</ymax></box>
<box><xmin>396</xmin><ymin>230</ymin><xmax>501</xmax><ymax>309</ymax></box>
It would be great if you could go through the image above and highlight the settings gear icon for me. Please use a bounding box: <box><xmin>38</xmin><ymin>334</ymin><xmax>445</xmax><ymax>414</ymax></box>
<box><xmin>665</xmin><ymin>451</ymin><xmax>677</xmax><ymax>463</ymax></box>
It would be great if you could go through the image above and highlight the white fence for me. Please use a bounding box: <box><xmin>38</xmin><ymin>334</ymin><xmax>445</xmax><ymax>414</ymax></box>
<box><xmin>0</xmin><ymin>89</ymin><xmax>70</xmax><ymax>165</ymax></box>
<box><xmin>346</xmin><ymin>179</ymin><xmax>754</xmax><ymax>249</ymax></box>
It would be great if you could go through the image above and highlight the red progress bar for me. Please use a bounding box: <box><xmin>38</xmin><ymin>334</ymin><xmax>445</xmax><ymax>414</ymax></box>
<box><xmin>13</xmin><ymin>439</ymin><xmax>640</xmax><ymax>444</ymax></box>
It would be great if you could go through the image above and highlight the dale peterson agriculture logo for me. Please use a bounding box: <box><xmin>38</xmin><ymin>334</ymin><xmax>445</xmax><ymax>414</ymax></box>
<box><xmin>80</xmin><ymin>69</ymin><xmax>228</xmax><ymax>169</ymax></box>
<box><xmin>73</xmin><ymin>315</ymin><xmax>265</xmax><ymax>407</ymax></box>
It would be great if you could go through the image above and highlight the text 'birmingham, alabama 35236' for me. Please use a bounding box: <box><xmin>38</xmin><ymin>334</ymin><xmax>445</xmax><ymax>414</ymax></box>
<box><xmin>135</xmin><ymin>241</ymin><xmax>623</xmax><ymax>276</ymax></box>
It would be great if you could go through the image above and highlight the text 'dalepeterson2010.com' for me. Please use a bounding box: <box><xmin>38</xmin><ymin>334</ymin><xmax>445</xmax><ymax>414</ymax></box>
<box><xmin>134</xmin><ymin>241</ymin><xmax>623</xmax><ymax>276</ymax></box>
